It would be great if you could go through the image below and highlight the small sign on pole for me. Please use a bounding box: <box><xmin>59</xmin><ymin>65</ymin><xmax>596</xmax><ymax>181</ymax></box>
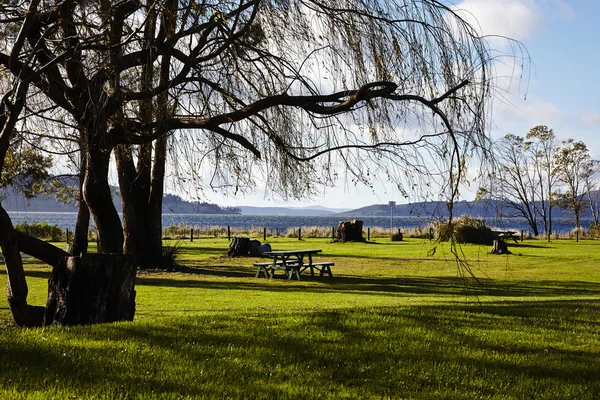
<box><xmin>388</xmin><ymin>201</ymin><xmax>396</xmax><ymax>231</ymax></box>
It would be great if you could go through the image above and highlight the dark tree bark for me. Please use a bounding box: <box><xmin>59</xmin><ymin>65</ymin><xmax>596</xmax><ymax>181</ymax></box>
<box><xmin>69</xmin><ymin>135</ymin><xmax>90</xmax><ymax>255</ymax></box>
<box><xmin>83</xmin><ymin>131</ymin><xmax>124</xmax><ymax>254</ymax></box>
<box><xmin>491</xmin><ymin>239</ymin><xmax>511</xmax><ymax>255</ymax></box>
<box><xmin>337</xmin><ymin>220</ymin><xmax>364</xmax><ymax>242</ymax></box>
<box><xmin>0</xmin><ymin>205</ymin><xmax>45</xmax><ymax>327</ymax></box>
<box><xmin>228</xmin><ymin>237</ymin><xmax>251</xmax><ymax>257</ymax></box>
<box><xmin>44</xmin><ymin>254</ymin><xmax>136</xmax><ymax>326</ymax></box>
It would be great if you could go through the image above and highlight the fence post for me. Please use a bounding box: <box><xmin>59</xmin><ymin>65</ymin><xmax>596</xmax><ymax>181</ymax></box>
<box><xmin>264</xmin><ymin>227</ymin><xmax>267</xmax><ymax>241</ymax></box>
<box><xmin>298</xmin><ymin>227</ymin><xmax>302</xmax><ymax>240</ymax></box>
<box><xmin>367</xmin><ymin>227</ymin><xmax>370</xmax><ymax>241</ymax></box>
<box><xmin>227</xmin><ymin>226</ymin><xmax>231</xmax><ymax>241</ymax></box>
<box><xmin>190</xmin><ymin>228</ymin><xmax>194</xmax><ymax>242</ymax></box>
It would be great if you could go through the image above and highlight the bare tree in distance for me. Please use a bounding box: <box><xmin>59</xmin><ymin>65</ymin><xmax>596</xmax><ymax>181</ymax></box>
<box><xmin>489</xmin><ymin>133</ymin><xmax>540</xmax><ymax>236</ymax></box>
<box><xmin>554</xmin><ymin>139</ymin><xmax>595</xmax><ymax>238</ymax></box>
<box><xmin>526</xmin><ymin>125</ymin><xmax>558</xmax><ymax>241</ymax></box>
<box><xmin>0</xmin><ymin>0</ymin><xmax>527</xmax><ymax>325</ymax></box>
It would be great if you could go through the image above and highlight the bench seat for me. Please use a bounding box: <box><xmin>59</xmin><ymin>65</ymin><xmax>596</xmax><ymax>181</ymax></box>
<box><xmin>301</xmin><ymin>261</ymin><xmax>334</xmax><ymax>277</ymax></box>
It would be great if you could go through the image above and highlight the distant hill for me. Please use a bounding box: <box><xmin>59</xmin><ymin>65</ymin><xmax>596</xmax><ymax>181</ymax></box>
<box><xmin>1</xmin><ymin>188</ymin><xmax>240</xmax><ymax>215</ymax></box>
<box><xmin>336</xmin><ymin>200</ymin><xmax>574</xmax><ymax>219</ymax></box>
<box><xmin>239</xmin><ymin>206</ymin><xmax>350</xmax><ymax>216</ymax></box>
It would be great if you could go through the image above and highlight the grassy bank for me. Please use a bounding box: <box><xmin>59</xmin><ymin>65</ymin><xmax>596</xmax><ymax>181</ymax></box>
<box><xmin>1</xmin><ymin>238</ymin><xmax>599</xmax><ymax>399</ymax></box>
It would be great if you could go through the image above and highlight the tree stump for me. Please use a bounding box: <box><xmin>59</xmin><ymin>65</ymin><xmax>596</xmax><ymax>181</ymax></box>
<box><xmin>249</xmin><ymin>240</ymin><xmax>262</xmax><ymax>257</ymax></box>
<box><xmin>337</xmin><ymin>220</ymin><xmax>364</xmax><ymax>242</ymax></box>
<box><xmin>43</xmin><ymin>254</ymin><xmax>137</xmax><ymax>326</ymax></box>
<box><xmin>491</xmin><ymin>239</ymin><xmax>511</xmax><ymax>255</ymax></box>
<box><xmin>228</xmin><ymin>237</ymin><xmax>251</xmax><ymax>257</ymax></box>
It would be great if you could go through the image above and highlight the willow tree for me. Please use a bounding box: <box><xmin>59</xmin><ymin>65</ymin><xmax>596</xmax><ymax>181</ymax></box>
<box><xmin>0</xmin><ymin>0</ymin><xmax>511</xmax><ymax>326</ymax></box>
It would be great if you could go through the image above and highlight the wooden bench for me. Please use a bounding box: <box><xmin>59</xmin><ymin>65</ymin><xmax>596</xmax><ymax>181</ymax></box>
<box><xmin>301</xmin><ymin>261</ymin><xmax>334</xmax><ymax>277</ymax></box>
<box><xmin>254</xmin><ymin>261</ymin><xmax>300</xmax><ymax>279</ymax></box>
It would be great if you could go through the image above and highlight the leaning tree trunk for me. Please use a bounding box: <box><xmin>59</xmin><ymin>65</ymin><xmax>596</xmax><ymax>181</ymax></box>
<box><xmin>0</xmin><ymin>205</ymin><xmax>45</xmax><ymax>327</ymax></box>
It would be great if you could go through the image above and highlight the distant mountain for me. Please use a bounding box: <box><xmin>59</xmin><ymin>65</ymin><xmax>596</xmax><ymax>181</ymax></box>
<box><xmin>239</xmin><ymin>206</ymin><xmax>350</xmax><ymax>216</ymax></box>
<box><xmin>1</xmin><ymin>188</ymin><xmax>240</xmax><ymax>215</ymax></box>
<box><xmin>336</xmin><ymin>200</ymin><xmax>575</xmax><ymax>219</ymax></box>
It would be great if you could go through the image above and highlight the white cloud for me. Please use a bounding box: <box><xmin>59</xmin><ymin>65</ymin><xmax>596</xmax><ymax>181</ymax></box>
<box><xmin>493</xmin><ymin>96</ymin><xmax>562</xmax><ymax>136</ymax></box>
<box><xmin>452</xmin><ymin>0</ymin><xmax>574</xmax><ymax>41</ymax></box>
<box><xmin>453</xmin><ymin>0</ymin><xmax>543</xmax><ymax>40</ymax></box>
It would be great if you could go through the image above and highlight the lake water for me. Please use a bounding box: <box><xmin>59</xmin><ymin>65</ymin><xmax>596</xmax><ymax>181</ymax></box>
<box><xmin>6</xmin><ymin>211</ymin><xmax>588</xmax><ymax>235</ymax></box>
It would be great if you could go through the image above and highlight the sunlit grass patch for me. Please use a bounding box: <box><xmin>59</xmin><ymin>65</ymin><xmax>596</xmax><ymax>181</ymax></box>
<box><xmin>0</xmin><ymin>238</ymin><xmax>599</xmax><ymax>398</ymax></box>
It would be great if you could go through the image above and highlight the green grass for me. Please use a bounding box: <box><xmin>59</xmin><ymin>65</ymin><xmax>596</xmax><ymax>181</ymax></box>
<box><xmin>1</xmin><ymin>237</ymin><xmax>599</xmax><ymax>399</ymax></box>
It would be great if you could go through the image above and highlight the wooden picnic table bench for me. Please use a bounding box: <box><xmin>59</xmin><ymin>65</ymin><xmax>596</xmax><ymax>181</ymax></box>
<box><xmin>492</xmin><ymin>230</ymin><xmax>520</xmax><ymax>244</ymax></box>
<box><xmin>254</xmin><ymin>249</ymin><xmax>334</xmax><ymax>280</ymax></box>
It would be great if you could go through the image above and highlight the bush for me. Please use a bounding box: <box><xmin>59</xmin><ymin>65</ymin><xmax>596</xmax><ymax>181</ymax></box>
<box><xmin>391</xmin><ymin>232</ymin><xmax>403</xmax><ymax>241</ymax></box>
<box><xmin>15</xmin><ymin>221</ymin><xmax>64</xmax><ymax>241</ymax></box>
<box><xmin>435</xmin><ymin>215</ymin><xmax>494</xmax><ymax>245</ymax></box>
<box><xmin>589</xmin><ymin>224</ymin><xmax>600</xmax><ymax>239</ymax></box>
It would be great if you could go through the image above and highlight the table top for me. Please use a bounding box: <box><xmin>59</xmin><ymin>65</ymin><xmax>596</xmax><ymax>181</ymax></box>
<box><xmin>262</xmin><ymin>249</ymin><xmax>322</xmax><ymax>257</ymax></box>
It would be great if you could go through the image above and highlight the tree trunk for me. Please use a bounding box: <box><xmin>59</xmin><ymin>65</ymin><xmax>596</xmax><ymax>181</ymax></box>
<box><xmin>491</xmin><ymin>239</ymin><xmax>511</xmax><ymax>255</ymax></box>
<box><xmin>69</xmin><ymin>136</ymin><xmax>90</xmax><ymax>255</ymax></box>
<box><xmin>44</xmin><ymin>254</ymin><xmax>136</xmax><ymax>326</ymax></box>
<box><xmin>116</xmin><ymin>144</ymin><xmax>150</xmax><ymax>263</ymax></box>
<box><xmin>337</xmin><ymin>220</ymin><xmax>364</xmax><ymax>242</ymax></box>
<box><xmin>84</xmin><ymin>142</ymin><xmax>123</xmax><ymax>254</ymax></box>
<box><xmin>145</xmin><ymin>134</ymin><xmax>167</xmax><ymax>267</ymax></box>
<box><xmin>0</xmin><ymin>204</ymin><xmax>45</xmax><ymax>327</ymax></box>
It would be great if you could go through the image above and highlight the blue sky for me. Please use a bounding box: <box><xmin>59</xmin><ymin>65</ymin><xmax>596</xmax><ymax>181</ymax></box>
<box><xmin>205</xmin><ymin>0</ymin><xmax>600</xmax><ymax>209</ymax></box>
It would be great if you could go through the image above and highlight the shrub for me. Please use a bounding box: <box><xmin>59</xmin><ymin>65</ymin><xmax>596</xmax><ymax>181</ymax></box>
<box><xmin>435</xmin><ymin>215</ymin><xmax>494</xmax><ymax>245</ymax></box>
<box><xmin>391</xmin><ymin>232</ymin><xmax>403</xmax><ymax>241</ymax></box>
<box><xmin>14</xmin><ymin>221</ymin><xmax>64</xmax><ymax>241</ymax></box>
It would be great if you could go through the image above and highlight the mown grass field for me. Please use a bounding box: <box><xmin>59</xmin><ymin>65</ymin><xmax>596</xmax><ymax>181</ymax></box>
<box><xmin>1</xmin><ymin>237</ymin><xmax>599</xmax><ymax>399</ymax></box>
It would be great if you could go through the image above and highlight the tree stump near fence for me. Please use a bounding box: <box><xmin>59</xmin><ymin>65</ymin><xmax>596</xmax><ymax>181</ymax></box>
<box><xmin>337</xmin><ymin>220</ymin><xmax>364</xmax><ymax>242</ymax></box>
<box><xmin>491</xmin><ymin>239</ymin><xmax>511</xmax><ymax>255</ymax></box>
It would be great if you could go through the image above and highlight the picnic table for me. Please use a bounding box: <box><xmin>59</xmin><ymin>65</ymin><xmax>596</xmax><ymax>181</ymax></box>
<box><xmin>254</xmin><ymin>249</ymin><xmax>334</xmax><ymax>280</ymax></box>
<box><xmin>492</xmin><ymin>230</ymin><xmax>520</xmax><ymax>243</ymax></box>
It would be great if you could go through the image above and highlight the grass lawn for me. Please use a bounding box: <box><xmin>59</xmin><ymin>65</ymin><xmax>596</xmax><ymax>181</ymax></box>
<box><xmin>0</xmin><ymin>237</ymin><xmax>599</xmax><ymax>399</ymax></box>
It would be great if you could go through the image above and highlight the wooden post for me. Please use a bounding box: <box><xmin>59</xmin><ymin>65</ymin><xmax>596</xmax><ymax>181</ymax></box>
<box><xmin>368</xmin><ymin>227</ymin><xmax>370</xmax><ymax>241</ymax></box>
<box><xmin>298</xmin><ymin>227</ymin><xmax>302</xmax><ymax>240</ymax></box>
<box><xmin>190</xmin><ymin>228</ymin><xmax>194</xmax><ymax>242</ymax></box>
<box><xmin>227</xmin><ymin>226</ymin><xmax>231</xmax><ymax>241</ymax></box>
<box><xmin>263</xmin><ymin>227</ymin><xmax>267</xmax><ymax>241</ymax></box>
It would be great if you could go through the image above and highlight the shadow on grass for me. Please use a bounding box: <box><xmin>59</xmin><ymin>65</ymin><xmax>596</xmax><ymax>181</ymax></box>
<box><xmin>1</xmin><ymin>300</ymin><xmax>599</xmax><ymax>398</ymax></box>
<box><xmin>135</xmin><ymin>268</ymin><xmax>600</xmax><ymax>299</ymax></box>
